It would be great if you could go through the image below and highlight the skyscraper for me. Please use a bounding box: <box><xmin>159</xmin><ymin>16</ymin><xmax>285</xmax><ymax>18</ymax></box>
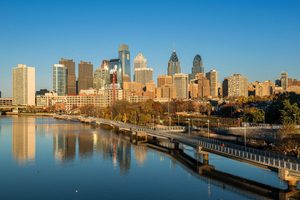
<box><xmin>157</xmin><ymin>75</ymin><xmax>173</xmax><ymax>87</ymax></box>
<box><xmin>109</xmin><ymin>59</ymin><xmax>123</xmax><ymax>89</ymax></box>
<box><xmin>173</xmin><ymin>73</ymin><xmax>188</xmax><ymax>99</ymax></box>
<box><xmin>133</xmin><ymin>53</ymin><xmax>153</xmax><ymax>85</ymax></box>
<box><xmin>134</xmin><ymin>52</ymin><xmax>147</xmax><ymax>69</ymax></box>
<box><xmin>118</xmin><ymin>44</ymin><xmax>131</xmax><ymax>81</ymax></box>
<box><xmin>196</xmin><ymin>73</ymin><xmax>210</xmax><ymax>98</ymax></box>
<box><xmin>59</xmin><ymin>58</ymin><xmax>76</xmax><ymax>95</ymax></box>
<box><xmin>222</xmin><ymin>74</ymin><xmax>248</xmax><ymax>97</ymax></box>
<box><xmin>94</xmin><ymin>60</ymin><xmax>110</xmax><ymax>90</ymax></box>
<box><xmin>12</xmin><ymin>64</ymin><xmax>35</xmax><ymax>105</ymax></box>
<box><xmin>78</xmin><ymin>61</ymin><xmax>93</xmax><ymax>92</ymax></box>
<box><xmin>280</xmin><ymin>72</ymin><xmax>288</xmax><ymax>91</ymax></box>
<box><xmin>206</xmin><ymin>69</ymin><xmax>218</xmax><ymax>98</ymax></box>
<box><xmin>167</xmin><ymin>50</ymin><xmax>181</xmax><ymax>76</ymax></box>
<box><xmin>190</xmin><ymin>54</ymin><xmax>204</xmax><ymax>80</ymax></box>
<box><xmin>53</xmin><ymin>64</ymin><xmax>67</xmax><ymax>96</ymax></box>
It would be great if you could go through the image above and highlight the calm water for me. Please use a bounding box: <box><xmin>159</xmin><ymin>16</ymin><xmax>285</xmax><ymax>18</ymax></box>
<box><xmin>0</xmin><ymin>116</ymin><xmax>298</xmax><ymax>200</ymax></box>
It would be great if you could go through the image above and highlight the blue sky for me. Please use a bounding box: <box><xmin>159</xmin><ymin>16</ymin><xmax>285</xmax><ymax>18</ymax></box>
<box><xmin>0</xmin><ymin>0</ymin><xmax>299</xmax><ymax>97</ymax></box>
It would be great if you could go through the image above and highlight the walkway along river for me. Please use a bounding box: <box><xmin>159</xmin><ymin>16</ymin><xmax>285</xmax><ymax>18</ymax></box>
<box><xmin>53</xmin><ymin>114</ymin><xmax>300</xmax><ymax>198</ymax></box>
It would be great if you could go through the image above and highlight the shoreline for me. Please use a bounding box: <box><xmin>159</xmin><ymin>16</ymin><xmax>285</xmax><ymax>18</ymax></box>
<box><xmin>4</xmin><ymin>112</ymin><xmax>54</xmax><ymax>117</ymax></box>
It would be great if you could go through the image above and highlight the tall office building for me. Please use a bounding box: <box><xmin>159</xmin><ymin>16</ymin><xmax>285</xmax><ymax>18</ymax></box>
<box><xmin>173</xmin><ymin>73</ymin><xmax>188</xmax><ymax>99</ymax></box>
<box><xmin>109</xmin><ymin>59</ymin><xmax>123</xmax><ymax>89</ymax></box>
<box><xmin>222</xmin><ymin>74</ymin><xmax>248</xmax><ymax>97</ymax></box>
<box><xmin>190</xmin><ymin>54</ymin><xmax>204</xmax><ymax>80</ymax></box>
<box><xmin>134</xmin><ymin>52</ymin><xmax>147</xmax><ymax>69</ymax></box>
<box><xmin>168</xmin><ymin>50</ymin><xmax>181</xmax><ymax>76</ymax></box>
<box><xmin>157</xmin><ymin>75</ymin><xmax>173</xmax><ymax>87</ymax></box>
<box><xmin>94</xmin><ymin>60</ymin><xmax>110</xmax><ymax>89</ymax></box>
<box><xmin>78</xmin><ymin>61</ymin><xmax>93</xmax><ymax>92</ymax></box>
<box><xmin>118</xmin><ymin>44</ymin><xmax>131</xmax><ymax>81</ymax></box>
<box><xmin>196</xmin><ymin>73</ymin><xmax>210</xmax><ymax>98</ymax></box>
<box><xmin>12</xmin><ymin>64</ymin><xmax>35</xmax><ymax>105</ymax></box>
<box><xmin>53</xmin><ymin>64</ymin><xmax>67</xmax><ymax>96</ymax></box>
<box><xmin>280</xmin><ymin>72</ymin><xmax>288</xmax><ymax>91</ymax></box>
<box><xmin>134</xmin><ymin>53</ymin><xmax>153</xmax><ymax>85</ymax></box>
<box><xmin>206</xmin><ymin>69</ymin><xmax>218</xmax><ymax>98</ymax></box>
<box><xmin>59</xmin><ymin>58</ymin><xmax>76</xmax><ymax>95</ymax></box>
<box><xmin>135</xmin><ymin>68</ymin><xmax>153</xmax><ymax>85</ymax></box>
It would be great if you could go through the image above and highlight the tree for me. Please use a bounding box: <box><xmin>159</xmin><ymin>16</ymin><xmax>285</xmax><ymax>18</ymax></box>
<box><xmin>280</xmin><ymin>100</ymin><xmax>300</xmax><ymax>125</ymax></box>
<box><xmin>243</xmin><ymin>107</ymin><xmax>265</xmax><ymax>123</ymax></box>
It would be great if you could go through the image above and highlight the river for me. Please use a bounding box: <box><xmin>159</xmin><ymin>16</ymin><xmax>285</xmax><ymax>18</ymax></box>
<box><xmin>0</xmin><ymin>116</ymin><xmax>299</xmax><ymax>200</ymax></box>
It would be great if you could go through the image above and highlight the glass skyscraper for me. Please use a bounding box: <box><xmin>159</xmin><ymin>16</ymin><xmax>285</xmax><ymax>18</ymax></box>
<box><xmin>190</xmin><ymin>54</ymin><xmax>204</xmax><ymax>80</ymax></box>
<box><xmin>118</xmin><ymin>44</ymin><xmax>131</xmax><ymax>81</ymax></box>
<box><xmin>53</xmin><ymin>64</ymin><xmax>67</xmax><ymax>96</ymax></box>
<box><xmin>167</xmin><ymin>50</ymin><xmax>181</xmax><ymax>76</ymax></box>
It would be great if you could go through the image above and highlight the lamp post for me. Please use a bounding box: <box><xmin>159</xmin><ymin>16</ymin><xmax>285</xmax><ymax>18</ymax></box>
<box><xmin>188</xmin><ymin>118</ymin><xmax>191</xmax><ymax>136</ymax></box>
<box><xmin>207</xmin><ymin>119</ymin><xmax>210</xmax><ymax>139</ymax></box>
<box><xmin>244</xmin><ymin>123</ymin><xmax>247</xmax><ymax>148</ymax></box>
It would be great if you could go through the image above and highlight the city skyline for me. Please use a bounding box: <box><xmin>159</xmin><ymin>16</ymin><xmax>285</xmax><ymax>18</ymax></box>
<box><xmin>1</xmin><ymin>0</ymin><xmax>300</xmax><ymax>97</ymax></box>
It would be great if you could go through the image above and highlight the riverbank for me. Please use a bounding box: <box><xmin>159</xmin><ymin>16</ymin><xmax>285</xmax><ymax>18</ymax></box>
<box><xmin>5</xmin><ymin>112</ymin><xmax>54</xmax><ymax>117</ymax></box>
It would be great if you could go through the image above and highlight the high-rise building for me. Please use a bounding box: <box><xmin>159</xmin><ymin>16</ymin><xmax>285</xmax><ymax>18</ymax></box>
<box><xmin>280</xmin><ymin>72</ymin><xmax>288</xmax><ymax>91</ymax></box>
<box><xmin>78</xmin><ymin>61</ymin><xmax>93</xmax><ymax>92</ymax></box>
<box><xmin>12</xmin><ymin>64</ymin><xmax>35</xmax><ymax>105</ymax></box>
<box><xmin>189</xmin><ymin>83</ymin><xmax>198</xmax><ymax>99</ymax></box>
<box><xmin>168</xmin><ymin>50</ymin><xmax>181</xmax><ymax>76</ymax></box>
<box><xmin>206</xmin><ymin>69</ymin><xmax>218</xmax><ymax>98</ymax></box>
<box><xmin>156</xmin><ymin>84</ymin><xmax>176</xmax><ymax>99</ymax></box>
<box><xmin>94</xmin><ymin>60</ymin><xmax>110</xmax><ymax>90</ymax></box>
<box><xmin>173</xmin><ymin>73</ymin><xmax>188</xmax><ymax>99</ymax></box>
<box><xmin>196</xmin><ymin>73</ymin><xmax>210</xmax><ymax>98</ymax></box>
<box><xmin>135</xmin><ymin>68</ymin><xmax>153</xmax><ymax>85</ymax></box>
<box><xmin>133</xmin><ymin>53</ymin><xmax>153</xmax><ymax>85</ymax></box>
<box><xmin>0</xmin><ymin>91</ymin><xmax>1</xmax><ymax>98</ymax></box>
<box><xmin>134</xmin><ymin>52</ymin><xmax>147</xmax><ymax>69</ymax></box>
<box><xmin>118</xmin><ymin>44</ymin><xmax>131</xmax><ymax>81</ymax></box>
<box><xmin>59</xmin><ymin>58</ymin><xmax>76</xmax><ymax>95</ymax></box>
<box><xmin>190</xmin><ymin>54</ymin><xmax>204</xmax><ymax>80</ymax></box>
<box><xmin>222</xmin><ymin>74</ymin><xmax>248</xmax><ymax>97</ymax></box>
<box><xmin>249</xmin><ymin>81</ymin><xmax>275</xmax><ymax>97</ymax></box>
<box><xmin>157</xmin><ymin>75</ymin><xmax>173</xmax><ymax>87</ymax></box>
<box><xmin>53</xmin><ymin>64</ymin><xmax>67</xmax><ymax>96</ymax></box>
<box><xmin>109</xmin><ymin>59</ymin><xmax>123</xmax><ymax>89</ymax></box>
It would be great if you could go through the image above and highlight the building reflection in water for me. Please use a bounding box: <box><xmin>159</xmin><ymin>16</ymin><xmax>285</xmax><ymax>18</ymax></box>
<box><xmin>94</xmin><ymin>132</ymin><xmax>131</xmax><ymax>175</ymax></box>
<box><xmin>52</xmin><ymin>127</ymin><xmax>132</xmax><ymax>174</ymax></box>
<box><xmin>53</xmin><ymin>132</ymin><xmax>76</xmax><ymax>162</ymax></box>
<box><xmin>12</xmin><ymin>116</ymin><xmax>36</xmax><ymax>164</ymax></box>
<box><xmin>79</xmin><ymin>132</ymin><xmax>94</xmax><ymax>158</ymax></box>
<box><xmin>134</xmin><ymin>145</ymin><xmax>147</xmax><ymax>166</ymax></box>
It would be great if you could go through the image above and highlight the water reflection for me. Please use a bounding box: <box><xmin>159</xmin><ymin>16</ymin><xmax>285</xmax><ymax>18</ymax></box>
<box><xmin>94</xmin><ymin>132</ymin><xmax>131</xmax><ymax>174</ymax></box>
<box><xmin>4</xmin><ymin>116</ymin><xmax>300</xmax><ymax>199</ymax></box>
<box><xmin>12</xmin><ymin>116</ymin><xmax>35</xmax><ymax>164</ymax></box>
<box><xmin>53</xmin><ymin>133</ymin><xmax>76</xmax><ymax>161</ymax></box>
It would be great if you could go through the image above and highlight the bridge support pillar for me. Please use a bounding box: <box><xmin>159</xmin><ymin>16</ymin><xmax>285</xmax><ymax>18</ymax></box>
<box><xmin>174</xmin><ymin>142</ymin><xmax>180</xmax><ymax>150</ymax></box>
<box><xmin>278</xmin><ymin>168</ymin><xmax>299</xmax><ymax>191</ymax></box>
<box><xmin>203</xmin><ymin>153</ymin><xmax>209</xmax><ymax>165</ymax></box>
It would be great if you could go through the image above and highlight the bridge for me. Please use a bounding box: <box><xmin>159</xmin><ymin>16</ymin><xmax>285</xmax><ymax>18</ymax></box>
<box><xmin>54</xmin><ymin>114</ymin><xmax>300</xmax><ymax>188</ymax></box>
